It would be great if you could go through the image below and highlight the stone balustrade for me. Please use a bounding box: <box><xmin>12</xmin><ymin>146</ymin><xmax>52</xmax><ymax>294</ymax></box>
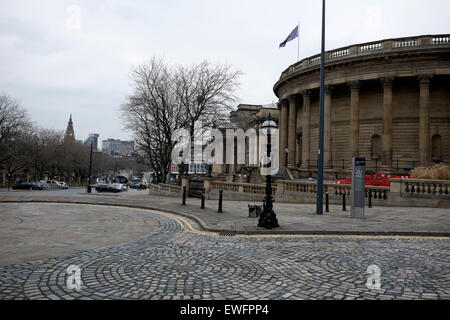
<box><xmin>390</xmin><ymin>178</ymin><xmax>450</xmax><ymax>196</ymax></box>
<box><xmin>280</xmin><ymin>34</ymin><xmax>450</xmax><ymax>79</ymax></box>
<box><xmin>149</xmin><ymin>177</ymin><xmax>449</xmax><ymax>207</ymax></box>
<box><xmin>276</xmin><ymin>180</ymin><xmax>389</xmax><ymax>200</ymax></box>
<box><xmin>149</xmin><ymin>183</ymin><xmax>181</xmax><ymax>193</ymax></box>
<box><xmin>210</xmin><ymin>181</ymin><xmax>276</xmax><ymax>195</ymax></box>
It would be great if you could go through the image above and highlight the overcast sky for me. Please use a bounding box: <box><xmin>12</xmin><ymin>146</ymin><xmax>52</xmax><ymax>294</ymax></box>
<box><xmin>1</xmin><ymin>0</ymin><xmax>449</xmax><ymax>142</ymax></box>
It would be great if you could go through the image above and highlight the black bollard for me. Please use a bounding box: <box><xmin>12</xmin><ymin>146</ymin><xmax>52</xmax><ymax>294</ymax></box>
<box><xmin>218</xmin><ymin>190</ymin><xmax>223</xmax><ymax>213</ymax></box>
<box><xmin>342</xmin><ymin>191</ymin><xmax>347</xmax><ymax>211</ymax></box>
<box><xmin>201</xmin><ymin>191</ymin><xmax>205</xmax><ymax>209</ymax></box>
<box><xmin>368</xmin><ymin>190</ymin><xmax>372</xmax><ymax>208</ymax></box>
<box><xmin>325</xmin><ymin>192</ymin><xmax>329</xmax><ymax>213</ymax></box>
<box><xmin>182</xmin><ymin>186</ymin><xmax>186</xmax><ymax>206</ymax></box>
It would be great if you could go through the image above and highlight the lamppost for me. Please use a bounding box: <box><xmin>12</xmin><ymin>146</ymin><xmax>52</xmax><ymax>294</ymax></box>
<box><xmin>258</xmin><ymin>114</ymin><xmax>279</xmax><ymax>229</ymax></box>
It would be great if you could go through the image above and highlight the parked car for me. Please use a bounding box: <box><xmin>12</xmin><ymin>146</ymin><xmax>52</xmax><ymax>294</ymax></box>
<box><xmin>59</xmin><ymin>182</ymin><xmax>69</xmax><ymax>189</ymax></box>
<box><xmin>95</xmin><ymin>184</ymin><xmax>122</xmax><ymax>193</ymax></box>
<box><xmin>46</xmin><ymin>180</ymin><xmax>61</xmax><ymax>189</ymax></box>
<box><xmin>38</xmin><ymin>180</ymin><xmax>49</xmax><ymax>189</ymax></box>
<box><xmin>12</xmin><ymin>182</ymin><xmax>34</xmax><ymax>190</ymax></box>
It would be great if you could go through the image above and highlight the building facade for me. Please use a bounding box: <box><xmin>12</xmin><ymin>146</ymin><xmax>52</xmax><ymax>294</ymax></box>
<box><xmin>211</xmin><ymin>103</ymin><xmax>279</xmax><ymax>181</ymax></box>
<box><xmin>273</xmin><ymin>34</ymin><xmax>450</xmax><ymax>175</ymax></box>
<box><xmin>84</xmin><ymin>133</ymin><xmax>100</xmax><ymax>150</ymax></box>
<box><xmin>102</xmin><ymin>139</ymin><xmax>135</xmax><ymax>157</ymax></box>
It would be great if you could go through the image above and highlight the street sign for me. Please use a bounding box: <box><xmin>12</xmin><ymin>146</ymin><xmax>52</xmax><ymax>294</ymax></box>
<box><xmin>351</xmin><ymin>157</ymin><xmax>365</xmax><ymax>218</ymax></box>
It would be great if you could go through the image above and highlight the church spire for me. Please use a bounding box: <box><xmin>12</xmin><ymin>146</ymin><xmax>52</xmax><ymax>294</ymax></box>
<box><xmin>64</xmin><ymin>114</ymin><xmax>75</xmax><ymax>144</ymax></box>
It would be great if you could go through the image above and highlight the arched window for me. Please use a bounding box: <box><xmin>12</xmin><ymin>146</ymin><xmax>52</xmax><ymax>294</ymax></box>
<box><xmin>432</xmin><ymin>134</ymin><xmax>442</xmax><ymax>162</ymax></box>
<box><xmin>371</xmin><ymin>135</ymin><xmax>382</xmax><ymax>159</ymax></box>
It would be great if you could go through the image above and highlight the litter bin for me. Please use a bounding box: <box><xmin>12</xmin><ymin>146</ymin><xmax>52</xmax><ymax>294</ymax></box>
<box><xmin>248</xmin><ymin>204</ymin><xmax>262</xmax><ymax>218</ymax></box>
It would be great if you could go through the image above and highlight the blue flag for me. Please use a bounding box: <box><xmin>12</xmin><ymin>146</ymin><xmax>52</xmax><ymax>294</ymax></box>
<box><xmin>279</xmin><ymin>25</ymin><xmax>299</xmax><ymax>48</ymax></box>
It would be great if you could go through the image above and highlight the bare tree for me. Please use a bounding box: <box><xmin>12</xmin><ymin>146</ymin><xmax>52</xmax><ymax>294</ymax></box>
<box><xmin>121</xmin><ymin>58</ymin><xmax>185</xmax><ymax>183</ymax></box>
<box><xmin>0</xmin><ymin>93</ymin><xmax>32</xmax><ymax>165</ymax></box>
<box><xmin>175</xmin><ymin>61</ymin><xmax>241</xmax><ymax>133</ymax></box>
<box><xmin>121</xmin><ymin>58</ymin><xmax>241</xmax><ymax>183</ymax></box>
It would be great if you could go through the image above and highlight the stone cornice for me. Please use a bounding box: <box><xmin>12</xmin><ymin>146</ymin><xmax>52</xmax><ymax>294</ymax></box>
<box><xmin>274</xmin><ymin>34</ymin><xmax>450</xmax><ymax>97</ymax></box>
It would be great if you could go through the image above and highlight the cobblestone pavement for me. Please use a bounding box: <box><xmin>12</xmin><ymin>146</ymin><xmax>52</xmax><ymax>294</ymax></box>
<box><xmin>0</xmin><ymin>203</ymin><xmax>449</xmax><ymax>300</ymax></box>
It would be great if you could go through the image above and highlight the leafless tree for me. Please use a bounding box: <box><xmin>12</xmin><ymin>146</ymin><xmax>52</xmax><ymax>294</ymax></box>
<box><xmin>121</xmin><ymin>58</ymin><xmax>185</xmax><ymax>183</ymax></box>
<box><xmin>0</xmin><ymin>93</ymin><xmax>32</xmax><ymax>165</ymax></box>
<box><xmin>121</xmin><ymin>58</ymin><xmax>241</xmax><ymax>183</ymax></box>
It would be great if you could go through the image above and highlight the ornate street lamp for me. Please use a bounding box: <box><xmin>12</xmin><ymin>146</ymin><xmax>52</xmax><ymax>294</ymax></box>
<box><xmin>258</xmin><ymin>114</ymin><xmax>280</xmax><ymax>229</ymax></box>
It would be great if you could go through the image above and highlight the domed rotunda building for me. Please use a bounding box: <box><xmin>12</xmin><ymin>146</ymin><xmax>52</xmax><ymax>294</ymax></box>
<box><xmin>274</xmin><ymin>34</ymin><xmax>450</xmax><ymax>177</ymax></box>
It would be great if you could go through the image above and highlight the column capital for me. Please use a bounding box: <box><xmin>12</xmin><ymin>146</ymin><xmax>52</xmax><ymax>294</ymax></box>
<box><xmin>381</xmin><ymin>76</ymin><xmax>395</xmax><ymax>88</ymax></box>
<box><xmin>287</xmin><ymin>94</ymin><xmax>297</xmax><ymax>102</ymax></box>
<box><xmin>301</xmin><ymin>89</ymin><xmax>311</xmax><ymax>98</ymax></box>
<box><xmin>347</xmin><ymin>80</ymin><xmax>361</xmax><ymax>91</ymax></box>
<box><xmin>277</xmin><ymin>99</ymin><xmax>288</xmax><ymax>109</ymax></box>
<box><xmin>418</xmin><ymin>74</ymin><xmax>433</xmax><ymax>87</ymax></box>
<box><xmin>324</xmin><ymin>85</ymin><xmax>333</xmax><ymax>95</ymax></box>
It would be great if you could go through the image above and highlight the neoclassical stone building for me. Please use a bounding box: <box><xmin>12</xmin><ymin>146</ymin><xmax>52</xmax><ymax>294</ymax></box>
<box><xmin>274</xmin><ymin>34</ymin><xmax>450</xmax><ymax>175</ymax></box>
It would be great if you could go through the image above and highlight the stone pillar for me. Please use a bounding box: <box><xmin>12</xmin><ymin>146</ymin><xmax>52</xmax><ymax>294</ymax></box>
<box><xmin>324</xmin><ymin>85</ymin><xmax>333</xmax><ymax>168</ymax></box>
<box><xmin>348</xmin><ymin>81</ymin><xmax>361</xmax><ymax>158</ymax></box>
<box><xmin>295</xmin><ymin>96</ymin><xmax>302</xmax><ymax>167</ymax></box>
<box><xmin>381</xmin><ymin>77</ymin><xmax>394</xmax><ymax>168</ymax></box>
<box><xmin>419</xmin><ymin>74</ymin><xmax>432</xmax><ymax>167</ymax></box>
<box><xmin>301</xmin><ymin>90</ymin><xmax>311</xmax><ymax>168</ymax></box>
<box><xmin>288</xmin><ymin>95</ymin><xmax>297</xmax><ymax>167</ymax></box>
<box><xmin>181</xmin><ymin>176</ymin><xmax>190</xmax><ymax>193</ymax></box>
<box><xmin>279</xmin><ymin>100</ymin><xmax>288</xmax><ymax>168</ymax></box>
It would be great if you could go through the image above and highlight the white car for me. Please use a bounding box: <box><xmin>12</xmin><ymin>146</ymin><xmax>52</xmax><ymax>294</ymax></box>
<box><xmin>59</xmin><ymin>182</ymin><xmax>68</xmax><ymax>189</ymax></box>
<box><xmin>111</xmin><ymin>183</ymin><xmax>124</xmax><ymax>192</ymax></box>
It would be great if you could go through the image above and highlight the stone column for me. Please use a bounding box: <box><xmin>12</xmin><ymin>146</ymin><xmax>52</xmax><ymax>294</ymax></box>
<box><xmin>279</xmin><ymin>100</ymin><xmax>288</xmax><ymax>168</ymax></box>
<box><xmin>288</xmin><ymin>95</ymin><xmax>297</xmax><ymax>167</ymax></box>
<box><xmin>348</xmin><ymin>81</ymin><xmax>361</xmax><ymax>158</ymax></box>
<box><xmin>324</xmin><ymin>85</ymin><xmax>333</xmax><ymax>168</ymax></box>
<box><xmin>419</xmin><ymin>74</ymin><xmax>432</xmax><ymax>167</ymax></box>
<box><xmin>301</xmin><ymin>90</ymin><xmax>311</xmax><ymax>168</ymax></box>
<box><xmin>295</xmin><ymin>97</ymin><xmax>302</xmax><ymax>167</ymax></box>
<box><xmin>381</xmin><ymin>77</ymin><xmax>394</xmax><ymax>168</ymax></box>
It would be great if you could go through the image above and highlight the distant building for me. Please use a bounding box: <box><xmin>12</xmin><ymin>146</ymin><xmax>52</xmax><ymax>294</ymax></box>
<box><xmin>120</xmin><ymin>140</ymin><xmax>135</xmax><ymax>156</ymax></box>
<box><xmin>102</xmin><ymin>139</ymin><xmax>135</xmax><ymax>156</ymax></box>
<box><xmin>64</xmin><ymin>114</ymin><xmax>76</xmax><ymax>144</ymax></box>
<box><xmin>84</xmin><ymin>133</ymin><xmax>100</xmax><ymax>150</ymax></box>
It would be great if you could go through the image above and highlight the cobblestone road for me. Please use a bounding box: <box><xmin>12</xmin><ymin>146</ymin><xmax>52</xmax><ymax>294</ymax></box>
<box><xmin>0</xmin><ymin>203</ymin><xmax>449</xmax><ymax>300</ymax></box>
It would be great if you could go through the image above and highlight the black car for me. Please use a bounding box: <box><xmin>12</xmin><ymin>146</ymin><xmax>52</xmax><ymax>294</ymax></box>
<box><xmin>12</xmin><ymin>182</ymin><xmax>35</xmax><ymax>190</ymax></box>
<box><xmin>95</xmin><ymin>184</ymin><xmax>121</xmax><ymax>193</ymax></box>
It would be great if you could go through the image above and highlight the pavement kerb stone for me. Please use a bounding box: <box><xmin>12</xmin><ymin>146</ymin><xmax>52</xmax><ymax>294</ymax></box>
<box><xmin>1</xmin><ymin>199</ymin><xmax>450</xmax><ymax>238</ymax></box>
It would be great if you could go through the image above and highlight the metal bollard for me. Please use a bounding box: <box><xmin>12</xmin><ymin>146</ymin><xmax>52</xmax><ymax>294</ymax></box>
<box><xmin>325</xmin><ymin>192</ymin><xmax>329</xmax><ymax>213</ymax></box>
<box><xmin>218</xmin><ymin>190</ymin><xmax>223</xmax><ymax>213</ymax></box>
<box><xmin>201</xmin><ymin>191</ymin><xmax>205</xmax><ymax>209</ymax></box>
<box><xmin>342</xmin><ymin>192</ymin><xmax>347</xmax><ymax>211</ymax></box>
<box><xmin>182</xmin><ymin>186</ymin><xmax>186</xmax><ymax>206</ymax></box>
<box><xmin>368</xmin><ymin>190</ymin><xmax>372</xmax><ymax>208</ymax></box>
